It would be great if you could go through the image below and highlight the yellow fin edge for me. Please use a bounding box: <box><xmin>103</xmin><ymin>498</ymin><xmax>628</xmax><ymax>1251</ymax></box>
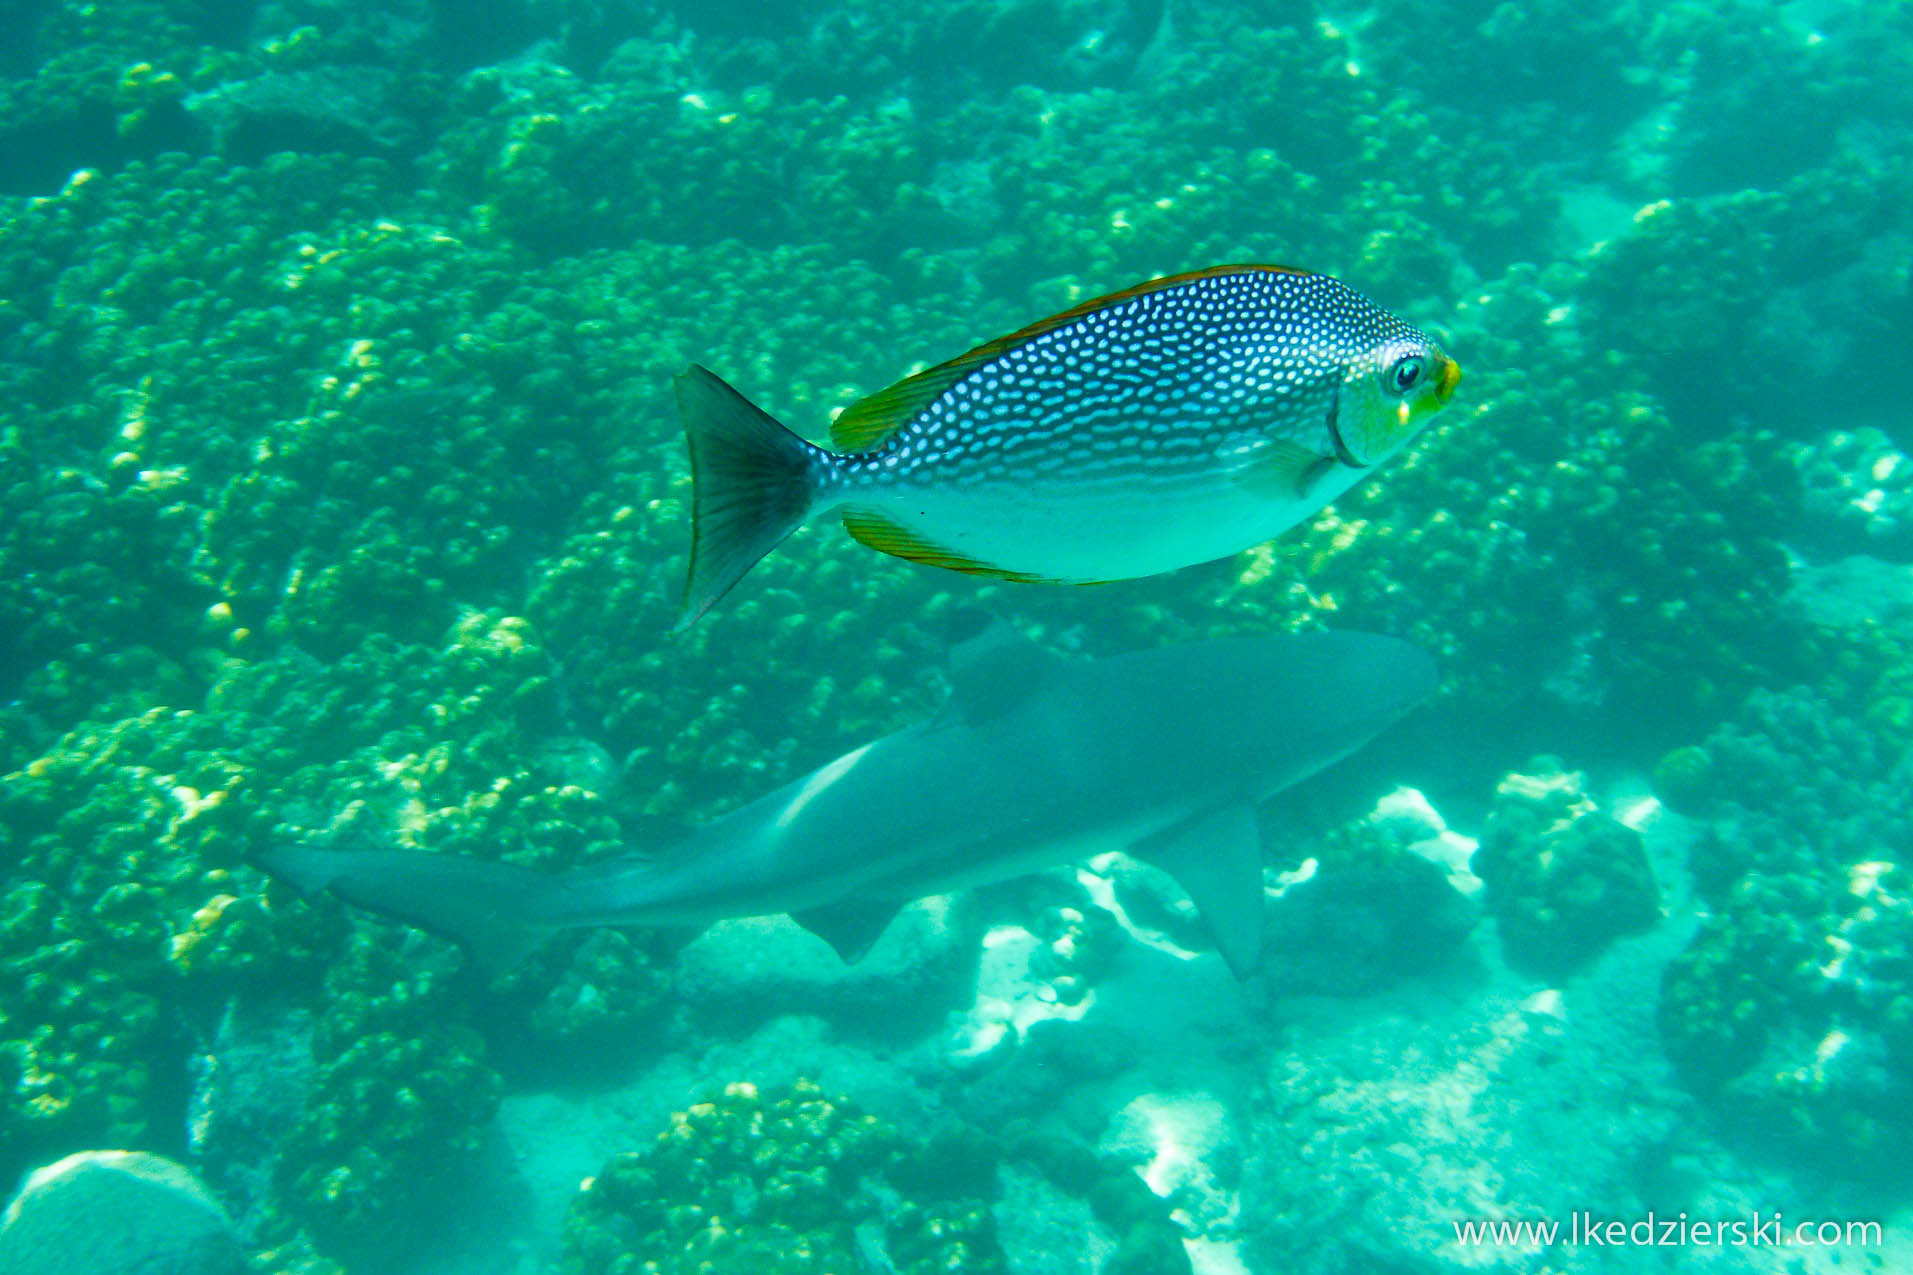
<box><xmin>841</xmin><ymin>509</ymin><xmax>1060</xmax><ymax>583</ymax></box>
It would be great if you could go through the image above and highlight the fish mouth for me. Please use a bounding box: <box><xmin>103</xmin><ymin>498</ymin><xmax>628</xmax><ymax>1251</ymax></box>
<box><xmin>1434</xmin><ymin>355</ymin><xmax>1462</xmax><ymax>403</ymax></box>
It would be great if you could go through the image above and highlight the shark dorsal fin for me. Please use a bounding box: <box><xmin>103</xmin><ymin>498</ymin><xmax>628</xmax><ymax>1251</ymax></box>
<box><xmin>942</xmin><ymin>619</ymin><xmax>1069</xmax><ymax>726</ymax></box>
<box><xmin>1130</xmin><ymin>804</ymin><xmax>1267</xmax><ymax>980</ymax></box>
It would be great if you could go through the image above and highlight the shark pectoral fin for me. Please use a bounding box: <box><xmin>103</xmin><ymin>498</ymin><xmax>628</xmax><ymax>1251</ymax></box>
<box><xmin>1131</xmin><ymin>805</ymin><xmax>1267</xmax><ymax>980</ymax></box>
<box><xmin>791</xmin><ymin>900</ymin><xmax>906</xmax><ymax>964</ymax></box>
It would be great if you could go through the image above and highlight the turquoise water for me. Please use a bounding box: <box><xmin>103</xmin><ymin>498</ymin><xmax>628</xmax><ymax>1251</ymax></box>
<box><xmin>1</xmin><ymin>1</ymin><xmax>1909</xmax><ymax>1271</ymax></box>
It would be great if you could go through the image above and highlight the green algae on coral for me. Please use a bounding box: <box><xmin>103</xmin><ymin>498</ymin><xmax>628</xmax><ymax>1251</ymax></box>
<box><xmin>562</xmin><ymin>1079</ymin><xmax>1006</xmax><ymax>1275</ymax></box>
<box><xmin>1474</xmin><ymin>763</ymin><xmax>1659</xmax><ymax>977</ymax></box>
<box><xmin>1657</xmin><ymin>683</ymin><xmax>1913</xmax><ymax>1177</ymax></box>
<box><xmin>266</xmin><ymin>931</ymin><xmax>501</xmax><ymax>1269</ymax></box>
<box><xmin>0</xmin><ymin>704</ymin><xmax>266</xmax><ymax>1178</ymax></box>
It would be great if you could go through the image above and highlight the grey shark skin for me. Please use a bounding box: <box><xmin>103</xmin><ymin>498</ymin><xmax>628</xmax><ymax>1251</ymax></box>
<box><xmin>256</xmin><ymin>629</ymin><xmax>1436</xmax><ymax>980</ymax></box>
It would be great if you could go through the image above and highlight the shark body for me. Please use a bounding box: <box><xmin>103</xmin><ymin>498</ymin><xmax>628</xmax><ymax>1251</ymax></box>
<box><xmin>257</xmin><ymin>628</ymin><xmax>1436</xmax><ymax>979</ymax></box>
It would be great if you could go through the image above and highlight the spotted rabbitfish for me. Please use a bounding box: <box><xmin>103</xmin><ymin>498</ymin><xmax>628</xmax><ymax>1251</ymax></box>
<box><xmin>674</xmin><ymin>264</ymin><xmax>1461</xmax><ymax>627</ymax></box>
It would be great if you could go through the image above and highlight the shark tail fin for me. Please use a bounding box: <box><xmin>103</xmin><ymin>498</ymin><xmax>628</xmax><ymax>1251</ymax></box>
<box><xmin>254</xmin><ymin>844</ymin><xmax>559</xmax><ymax>974</ymax></box>
<box><xmin>674</xmin><ymin>365</ymin><xmax>827</xmax><ymax>632</ymax></box>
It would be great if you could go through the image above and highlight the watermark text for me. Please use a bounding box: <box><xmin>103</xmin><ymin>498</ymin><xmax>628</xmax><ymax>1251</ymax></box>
<box><xmin>1453</xmin><ymin>1211</ymin><xmax>1882</xmax><ymax>1250</ymax></box>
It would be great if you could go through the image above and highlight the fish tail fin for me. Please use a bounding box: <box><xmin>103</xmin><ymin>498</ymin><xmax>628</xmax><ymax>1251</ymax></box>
<box><xmin>674</xmin><ymin>365</ymin><xmax>828</xmax><ymax>631</ymax></box>
<box><xmin>254</xmin><ymin>844</ymin><xmax>560</xmax><ymax>974</ymax></box>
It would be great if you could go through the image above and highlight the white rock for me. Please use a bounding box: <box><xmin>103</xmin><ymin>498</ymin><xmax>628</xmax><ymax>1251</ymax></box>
<box><xmin>0</xmin><ymin>1151</ymin><xmax>244</xmax><ymax>1275</ymax></box>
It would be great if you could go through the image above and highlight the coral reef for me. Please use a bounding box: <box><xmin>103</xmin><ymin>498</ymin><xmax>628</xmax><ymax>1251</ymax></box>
<box><xmin>1656</xmin><ymin>683</ymin><xmax>1913</xmax><ymax>1176</ymax></box>
<box><xmin>0</xmin><ymin>706</ymin><xmax>260</xmax><ymax>1174</ymax></box>
<box><xmin>1263</xmin><ymin>819</ymin><xmax>1478</xmax><ymax>995</ymax></box>
<box><xmin>1792</xmin><ymin>427</ymin><xmax>1913</xmax><ymax>562</ymax></box>
<box><xmin>0</xmin><ymin>607</ymin><xmax>665</xmax><ymax>1258</ymax></box>
<box><xmin>266</xmin><ymin>933</ymin><xmax>500</xmax><ymax>1269</ymax></box>
<box><xmin>560</xmin><ymin>1079</ymin><xmax>1004</xmax><ymax>1275</ymax></box>
<box><xmin>1473</xmin><ymin>763</ymin><xmax>1659</xmax><ymax>977</ymax></box>
<box><xmin>2</xmin><ymin>0</ymin><xmax>1910</xmax><ymax>1264</ymax></box>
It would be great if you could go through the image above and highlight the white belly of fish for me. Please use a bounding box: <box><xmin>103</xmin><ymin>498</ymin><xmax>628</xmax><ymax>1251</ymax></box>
<box><xmin>853</xmin><ymin>462</ymin><xmax>1372</xmax><ymax>583</ymax></box>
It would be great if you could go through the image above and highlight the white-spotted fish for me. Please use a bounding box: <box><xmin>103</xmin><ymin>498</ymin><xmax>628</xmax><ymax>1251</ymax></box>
<box><xmin>674</xmin><ymin>264</ymin><xmax>1460</xmax><ymax>628</ymax></box>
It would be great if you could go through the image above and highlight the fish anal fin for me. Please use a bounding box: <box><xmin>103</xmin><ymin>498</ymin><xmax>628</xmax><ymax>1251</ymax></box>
<box><xmin>842</xmin><ymin>508</ymin><xmax>1055</xmax><ymax>583</ymax></box>
<box><xmin>831</xmin><ymin>264</ymin><xmax>1316</xmax><ymax>453</ymax></box>
<box><xmin>1130</xmin><ymin>805</ymin><xmax>1266</xmax><ymax>980</ymax></box>
<box><xmin>791</xmin><ymin>900</ymin><xmax>905</xmax><ymax>964</ymax></box>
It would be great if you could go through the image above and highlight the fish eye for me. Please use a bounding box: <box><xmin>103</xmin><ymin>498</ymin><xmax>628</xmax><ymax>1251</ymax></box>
<box><xmin>1387</xmin><ymin>355</ymin><xmax>1424</xmax><ymax>395</ymax></box>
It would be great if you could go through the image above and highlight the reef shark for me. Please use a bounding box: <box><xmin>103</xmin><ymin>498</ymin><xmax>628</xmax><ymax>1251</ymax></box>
<box><xmin>255</xmin><ymin>627</ymin><xmax>1436</xmax><ymax>980</ymax></box>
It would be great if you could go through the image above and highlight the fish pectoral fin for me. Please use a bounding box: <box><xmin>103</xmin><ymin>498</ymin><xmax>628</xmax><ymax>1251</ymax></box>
<box><xmin>1232</xmin><ymin>437</ymin><xmax>1339</xmax><ymax>502</ymax></box>
<box><xmin>1130</xmin><ymin>805</ymin><xmax>1266</xmax><ymax>980</ymax></box>
<box><xmin>842</xmin><ymin>508</ymin><xmax>1054</xmax><ymax>583</ymax></box>
<box><xmin>791</xmin><ymin>899</ymin><xmax>906</xmax><ymax>964</ymax></box>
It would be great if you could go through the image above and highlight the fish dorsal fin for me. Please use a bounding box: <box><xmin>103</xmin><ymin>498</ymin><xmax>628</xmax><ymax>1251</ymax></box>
<box><xmin>791</xmin><ymin>899</ymin><xmax>905</xmax><ymax>964</ymax></box>
<box><xmin>1129</xmin><ymin>804</ymin><xmax>1267</xmax><ymax>980</ymax></box>
<box><xmin>943</xmin><ymin>619</ymin><xmax>1068</xmax><ymax>725</ymax></box>
<box><xmin>830</xmin><ymin>264</ymin><xmax>1316</xmax><ymax>453</ymax></box>
<box><xmin>830</xmin><ymin>360</ymin><xmax>980</xmax><ymax>452</ymax></box>
<box><xmin>841</xmin><ymin>508</ymin><xmax>1054</xmax><ymax>582</ymax></box>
